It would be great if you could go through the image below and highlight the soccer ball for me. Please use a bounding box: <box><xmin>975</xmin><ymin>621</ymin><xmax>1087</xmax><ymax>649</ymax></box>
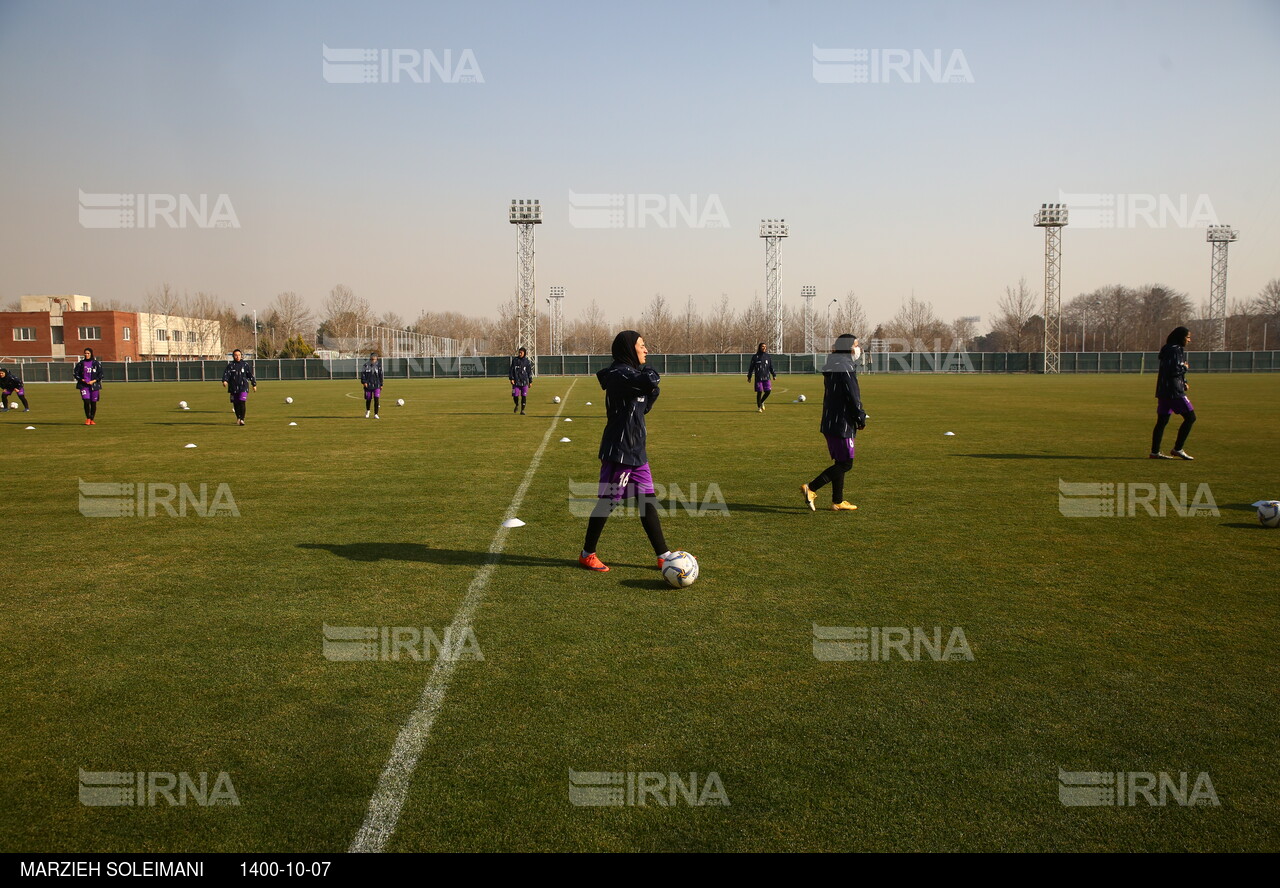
<box><xmin>798</xmin><ymin>394</ymin><xmax>807</xmax><ymax>403</ymax></box>
<box><xmin>661</xmin><ymin>551</ymin><xmax>699</xmax><ymax>588</ymax></box>
<box><xmin>554</xmin><ymin>396</ymin><xmax>561</xmax><ymax>404</ymax></box>
<box><xmin>1258</xmin><ymin>501</ymin><xmax>1280</xmax><ymax>528</ymax></box>
<box><xmin>179</xmin><ymin>401</ymin><xmax>188</xmax><ymax>409</ymax></box>
<box><xmin>397</xmin><ymin>398</ymin><xmax>405</xmax><ymax>407</ymax></box>
<box><xmin>285</xmin><ymin>397</ymin><xmax>293</xmax><ymax>404</ymax></box>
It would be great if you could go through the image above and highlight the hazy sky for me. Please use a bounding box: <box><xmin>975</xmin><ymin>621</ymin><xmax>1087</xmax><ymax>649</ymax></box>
<box><xmin>2</xmin><ymin>0</ymin><xmax>1277</xmax><ymax>333</ymax></box>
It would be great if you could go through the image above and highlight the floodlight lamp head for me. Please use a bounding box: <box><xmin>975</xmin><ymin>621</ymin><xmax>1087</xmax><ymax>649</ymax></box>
<box><xmin>509</xmin><ymin>198</ymin><xmax>543</xmax><ymax>224</ymax></box>
<box><xmin>1205</xmin><ymin>224</ymin><xmax>1238</xmax><ymax>243</ymax></box>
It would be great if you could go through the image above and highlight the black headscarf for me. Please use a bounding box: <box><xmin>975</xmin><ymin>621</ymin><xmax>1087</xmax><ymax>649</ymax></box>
<box><xmin>611</xmin><ymin>330</ymin><xmax>642</xmax><ymax>368</ymax></box>
<box><xmin>1166</xmin><ymin>326</ymin><xmax>1190</xmax><ymax>346</ymax></box>
<box><xmin>822</xmin><ymin>333</ymin><xmax>858</xmax><ymax>373</ymax></box>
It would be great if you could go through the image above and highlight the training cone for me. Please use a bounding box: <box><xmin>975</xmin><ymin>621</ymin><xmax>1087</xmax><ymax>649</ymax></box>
<box><xmin>501</xmin><ymin>518</ymin><xmax>526</xmax><ymax>528</ymax></box>
<box><xmin>184</xmin><ymin>443</ymin><xmax>197</xmax><ymax>448</ymax></box>
<box><xmin>559</xmin><ymin>437</ymin><xmax>571</xmax><ymax>442</ymax></box>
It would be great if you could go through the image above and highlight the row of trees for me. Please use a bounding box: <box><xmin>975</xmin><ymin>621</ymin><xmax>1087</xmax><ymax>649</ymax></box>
<box><xmin>8</xmin><ymin>277</ymin><xmax>1278</xmax><ymax>355</ymax></box>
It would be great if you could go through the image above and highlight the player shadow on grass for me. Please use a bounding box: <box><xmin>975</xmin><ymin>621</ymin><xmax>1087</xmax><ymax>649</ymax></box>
<box><xmin>954</xmin><ymin>453</ymin><xmax>1147</xmax><ymax>460</ymax></box>
<box><xmin>722</xmin><ymin>501</ymin><xmax>813</xmax><ymax>514</ymax></box>
<box><xmin>298</xmin><ymin>542</ymin><xmax>650</xmax><ymax>569</ymax></box>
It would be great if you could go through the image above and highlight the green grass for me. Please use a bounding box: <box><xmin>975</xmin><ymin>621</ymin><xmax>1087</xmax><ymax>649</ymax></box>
<box><xmin>1</xmin><ymin>373</ymin><xmax>1277</xmax><ymax>852</ymax></box>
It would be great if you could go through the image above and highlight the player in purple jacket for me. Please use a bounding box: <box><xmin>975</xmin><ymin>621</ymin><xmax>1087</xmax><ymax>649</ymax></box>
<box><xmin>73</xmin><ymin>348</ymin><xmax>103</xmax><ymax>425</ymax></box>
<box><xmin>801</xmin><ymin>334</ymin><xmax>866</xmax><ymax>512</ymax></box>
<box><xmin>1150</xmin><ymin>326</ymin><xmax>1196</xmax><ymax>460</ymax></box>
<box><xmin>508</xmin><ymin>348</ymin><xmax>533</xmax><ymax>415</ymax></box>
<box><xmin>222</xmin><ymin>349</ymin><xmax>257</xmax><ymax>426</ymax></box>
<box><xmin>0</xmin><ymin>367</ymin><xmax>30</xmax><ymax>413</ymax></box>
<box><xmin>578</xmin><ymin>331</ymin><xmax>676</xmax><ymax>573</ymax></box>
<box><xmin>747</xmin><ymin>342</ymin><xmax>776</xmax><ymax>412</ymax></box>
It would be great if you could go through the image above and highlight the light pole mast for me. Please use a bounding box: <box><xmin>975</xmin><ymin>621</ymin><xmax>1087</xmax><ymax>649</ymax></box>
<box><xmin>1033</xmin><ymin>202</ymin><xmax>1068</xmax><ymax>373</ymax></box>
<box><xmin>801</xmin><ymin>285</ymin><xmax>816</xmax><ymax>353</ymax></box>
<box><xmin>760</xmin><ymin>219</ymin><xmax>788</xmax><ymax>353</ymax></box>
<box><xmin>548</xmin><ymin>286</ymin><xmax>565</xmax><ymax>356</ymax></box>
<box><xmin>1205</xmin><ymin>224</ymin><xmax>1238</xmax><ymax>352</ymax></box>
<box><xmin>509</xmin><ymin>199</ymin><xmax>541</xmax><ymax>366</ymax></box>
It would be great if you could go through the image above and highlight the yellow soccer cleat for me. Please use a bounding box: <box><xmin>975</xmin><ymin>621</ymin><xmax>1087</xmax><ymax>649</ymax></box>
<box><xmin>831</xmin><ymin>501</ymin><xmax>858</xmax><ymax>511</ymax></box>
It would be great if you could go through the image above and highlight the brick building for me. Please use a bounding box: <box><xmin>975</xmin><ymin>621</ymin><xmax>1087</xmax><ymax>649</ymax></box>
<box><xmin>1</xmin><ymin>295</ymin><xmax>222</xmax><ymax>362</ymax></box>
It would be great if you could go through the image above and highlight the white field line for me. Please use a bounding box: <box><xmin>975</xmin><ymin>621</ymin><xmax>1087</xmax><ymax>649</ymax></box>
<box><xmin>349</xmin><ymin>381</ymin><xmax>577</xmax><ymax>853</ymax></box>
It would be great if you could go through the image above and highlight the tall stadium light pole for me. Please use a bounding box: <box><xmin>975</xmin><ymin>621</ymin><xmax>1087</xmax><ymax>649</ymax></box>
<box><xmin>826</xmin><ymin>298</ymin><xmax>838</xmax><ymax>347</ymax></box>
<box><xmin>1205</xmin><ymin>224</ymin><xmax>1238</xmax><ymax>352</ymax></box>
<box><xmin>548</xmin><ymin>286</ymin><xmax>565</xmax><ymax>356</ymax></box>
<box><xmin>1033</xmin><ymin>202</ymin><xmax>1068</xmax><ymax>373</ymax></box>
<box><xmin>800</xmin><ymin>285</ymin><xmax>816</xmax><ymax>353</ymax></box>
<box><xmin>509</xmin><ymin>199</ymin><xmax>542</xmax><ymax>367</ymax></box>
<box><xmin>760</xmin><ymin>219</ymin><xmax>788</xmax><ymax>353</ymax></box>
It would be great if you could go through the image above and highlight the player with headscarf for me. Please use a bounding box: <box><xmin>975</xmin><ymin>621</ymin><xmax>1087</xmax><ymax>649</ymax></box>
<box><xmin>1150</xmin><ymin>326</ymin><xmax>1196</xmax><ymax>460</ymax></box>
<box><xmin>747</xmin><ymin>342</ymin><xmax>777</xmax><ymax>413</ymax></box>
<box><xmin>801</xmin><ymin>334</ymin><xmax>866</xmax><ymax>512</ymax></box>
<box><xmin>578</xmin><ymin>331</ymin><xmax>677</xmax><ymax>573</ymax></box>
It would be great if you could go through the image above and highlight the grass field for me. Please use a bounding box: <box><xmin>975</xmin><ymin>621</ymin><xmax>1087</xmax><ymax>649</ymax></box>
<box><xmin>1</xmin><ymin>372</ymin><xmax>1277</xmax><ymax>852</ymax></box>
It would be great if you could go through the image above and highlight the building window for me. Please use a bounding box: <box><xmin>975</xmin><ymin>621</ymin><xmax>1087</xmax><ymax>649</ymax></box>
<box><xmin>52</xmin><ymin>327</ymin><xmax>65</xmax><ymax>345</ymax></box>
<box><xmin>154</xmin><ymin>329</ymin><xmax>168</xmax><ymax>342</ymax></box>
<box><xmin>13</xmin><ymin>327</ymin><xmax>36</xmax><ymax>341</ymax></box>
<box><xmin>172</xmin><ymin>330</ymin><xmax>181</xmax><ymax>342</ymax></box>
<box><xmin>123</xmin><ymin>327</ymin><xmax>131</xmax><ymax>341</ymax></box>
<box><xmin>187</xmin><ymin>331</ymin><xmax>197</xmax><ymax>342</ymax></box>
<box><xmin>78</xmin><ymin>326</ymin><xmax>102</xmax><ymax>340</ymax></box>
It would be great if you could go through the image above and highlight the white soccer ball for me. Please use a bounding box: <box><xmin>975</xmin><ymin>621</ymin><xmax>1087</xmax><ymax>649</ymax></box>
<box><xmin>1258</xmin><ymin>501</ymin><xmax>1280</xmax><ymax>528</ymax></box>
<box><xmin>178</xmin><ymin>401</ymin><xmax>188</xmax><ymax>409</ymax></box>
<box><xmin>554</xmin><ymin>396</ymin><xmax>561</xmax><ymax>404</ymax></box>
<box><xmin>661</xmin><ymin>551</ymin><xmax>699</xmax><ymax>589</ymax></box>
<box><xmin>798</xmin><ymin>394</ymin><xmax>807</xmax><ymax>403</ymax></box>
<box><xmin>285</xmin><ymin>397</ymin><xmax>293</xmax><ymax>404</ymax></box>
<box><xmin>397</xmin><ymin>398</ymin><xmax>405</xmax><ymax>407</ymax></box>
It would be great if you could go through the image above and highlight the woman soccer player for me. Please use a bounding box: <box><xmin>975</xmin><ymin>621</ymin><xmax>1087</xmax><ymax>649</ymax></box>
<box><xmin>73</xmin><ymin>348</ymin><xmax>102</xmax><ymax>425</ymax></box>
<box><xmin>0</xmin><ymin>367</ymin><xmax>30</xmax><ymax>413</ymax></box>
<box><xmin>361</xmin><ymin>351</ymin><xmax>384</xmax><ymax>419</ymax></box>
<box><xmin>222</xmin><ymin>349</ymin><xmax>257</xmax><ymax>426</ymax></box>
<box><xmin>747</xmin><ymin>342</ymin><xmax>777</xmax><ymax>412</ymax></box>
<box><xmin>1150</xmin><ymin>326</ymin><xmax>1196</xmax><ymax>460</ymax></box>
<box><xmin>508</xmin><ymin>347</ymin><xmax>533</xmax><ymax>415</ymax></box>
<box><xmin>801</xmin><ymin>334</ymin><xmax>866</xmax><ymax>512</ymax></box>
<box><xmin>579</xmin><ymin>331</ymin><xmax>677</xmax><ymax>573</ymax></box>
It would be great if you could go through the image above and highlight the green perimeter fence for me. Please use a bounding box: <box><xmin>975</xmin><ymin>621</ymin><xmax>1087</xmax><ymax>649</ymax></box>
<box><xmin>7</xmin><ymin>351</ymin><xmax>1280</xmax><ymax>382</ymax></box>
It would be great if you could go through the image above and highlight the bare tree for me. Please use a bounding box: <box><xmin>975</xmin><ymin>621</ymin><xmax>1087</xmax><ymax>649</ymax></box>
<box><xmin>705</xmin><ymin>294</ymin><xmax>737</xmax><ymax>353</ymax></box>
<box><xmin>994</xmin><ymin>278</ymin><xmax>1039</xmax><ymax>352</ymax></box>
<box><xmin>640</xmin><ymin>294</ymin><xmax>677</xmax><ymax>353</ymax></box>
<box><xmin>882</xmin><ymin>297</ymin><xmax>948</xmax><ymax>348</ymax></box>
<box><xmin>269</xmin><ymin>291</ymin><xmax>316</xmax><ymax>342</ymax></box>
<box><xmin>834</xmin><ymin>291</ymin><xmax>870</xmax><ymax>342</ymax></box>
<box><xmin>950</xmin><ymin>316</ymin><xmax>978</xmax><ymax>351</ymax></box>
<box><xmin>319</xmin><ymin>284</ymin><xmax>371</xmax><ymax>351</ymax></box>
<box><xmin>1253</xmin><ymin>278</ymin><xmax>1280</xmax><ymax>324</ymax></box>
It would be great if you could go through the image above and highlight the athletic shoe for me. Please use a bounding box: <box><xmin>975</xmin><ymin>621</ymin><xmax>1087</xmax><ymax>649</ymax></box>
<box><xmin>365</xmin><ymin>410</ymin><xmax>370</xmax><ymax>418</ymax></box>
<box><xmin>1149</xmin><ymin>452</ymin><xmax>1173</xmax><ymax>459</ymax></box>
<box><xmin>831</xmin><ymin>501</ymin><xmax>858</xmax><ymax>511</ymax></box>
<box><xmin>578</xmin><ymin>553</ymin><xmax>610</xmax><ymax>572</ymax></box>
<box><xmin>84</xmin><ymin>419</ymin><xmax>92</xmax><ymax>425</ymax></box>
<box><xmin>801</xmin><ymin>484</ymin><xmax>816</xmax><ymax>512</ymax></box>
<box><xmin>23</xmin><ymin>408</ymin><xmax>29</xmax><ymax>412</ymax></box>
<box><xmin>238</xmin><ymin>419</ymin><xmax>245</xmax><ymax>426</ymax></box>
<box><xmin>520</xmin><ymin>409</ymin><xmax>526</xmax><ymax>415</ymax></box>
<box><xmin>1172</xmin><ymin>450</ymin><xmax>1194</xmax><ymax>460</ymax></box>
<box><xmin>0</xmin><ymin>407</ymin><xmax>7</xmax><ymax>412</ymax></box>
<box><xmin>757</xmin><ymin>407</ymin><xmax>763</xmax><ymax>413</ymax></box>
<box><xmin>374</xmin><ymin>414</ymin><xmax>380</xmax><ymax>419</ymax></box>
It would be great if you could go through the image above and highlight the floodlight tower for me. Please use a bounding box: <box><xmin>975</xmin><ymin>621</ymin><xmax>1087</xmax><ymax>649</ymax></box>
<box><xmin>1205</xmin><ymin>224</ymin><xmax>1238</xmax><ymax>352</ymax></box>
<box><xmin>547</xmin><ymin>286</ymin><xmax>565</xmax><ymax>356</ymax></box>
<box><xmin>509</xmin><ymin>199</ymin><xmax>541</xmax><ymax>364</ymax></box>
<box><xmin>760</xmin><ymin>219</ymin><xmax>788</xmax><ymax>353</ymax></box>
<box><xmin>801</xmin><ymin>285</ymin><xmax>816</xmax><ymax>353</ymax></box>
<box><xmin>1033</xmin><ymin>202</ymin><xmax>1068</xmax><ymax>373</ymax></box>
